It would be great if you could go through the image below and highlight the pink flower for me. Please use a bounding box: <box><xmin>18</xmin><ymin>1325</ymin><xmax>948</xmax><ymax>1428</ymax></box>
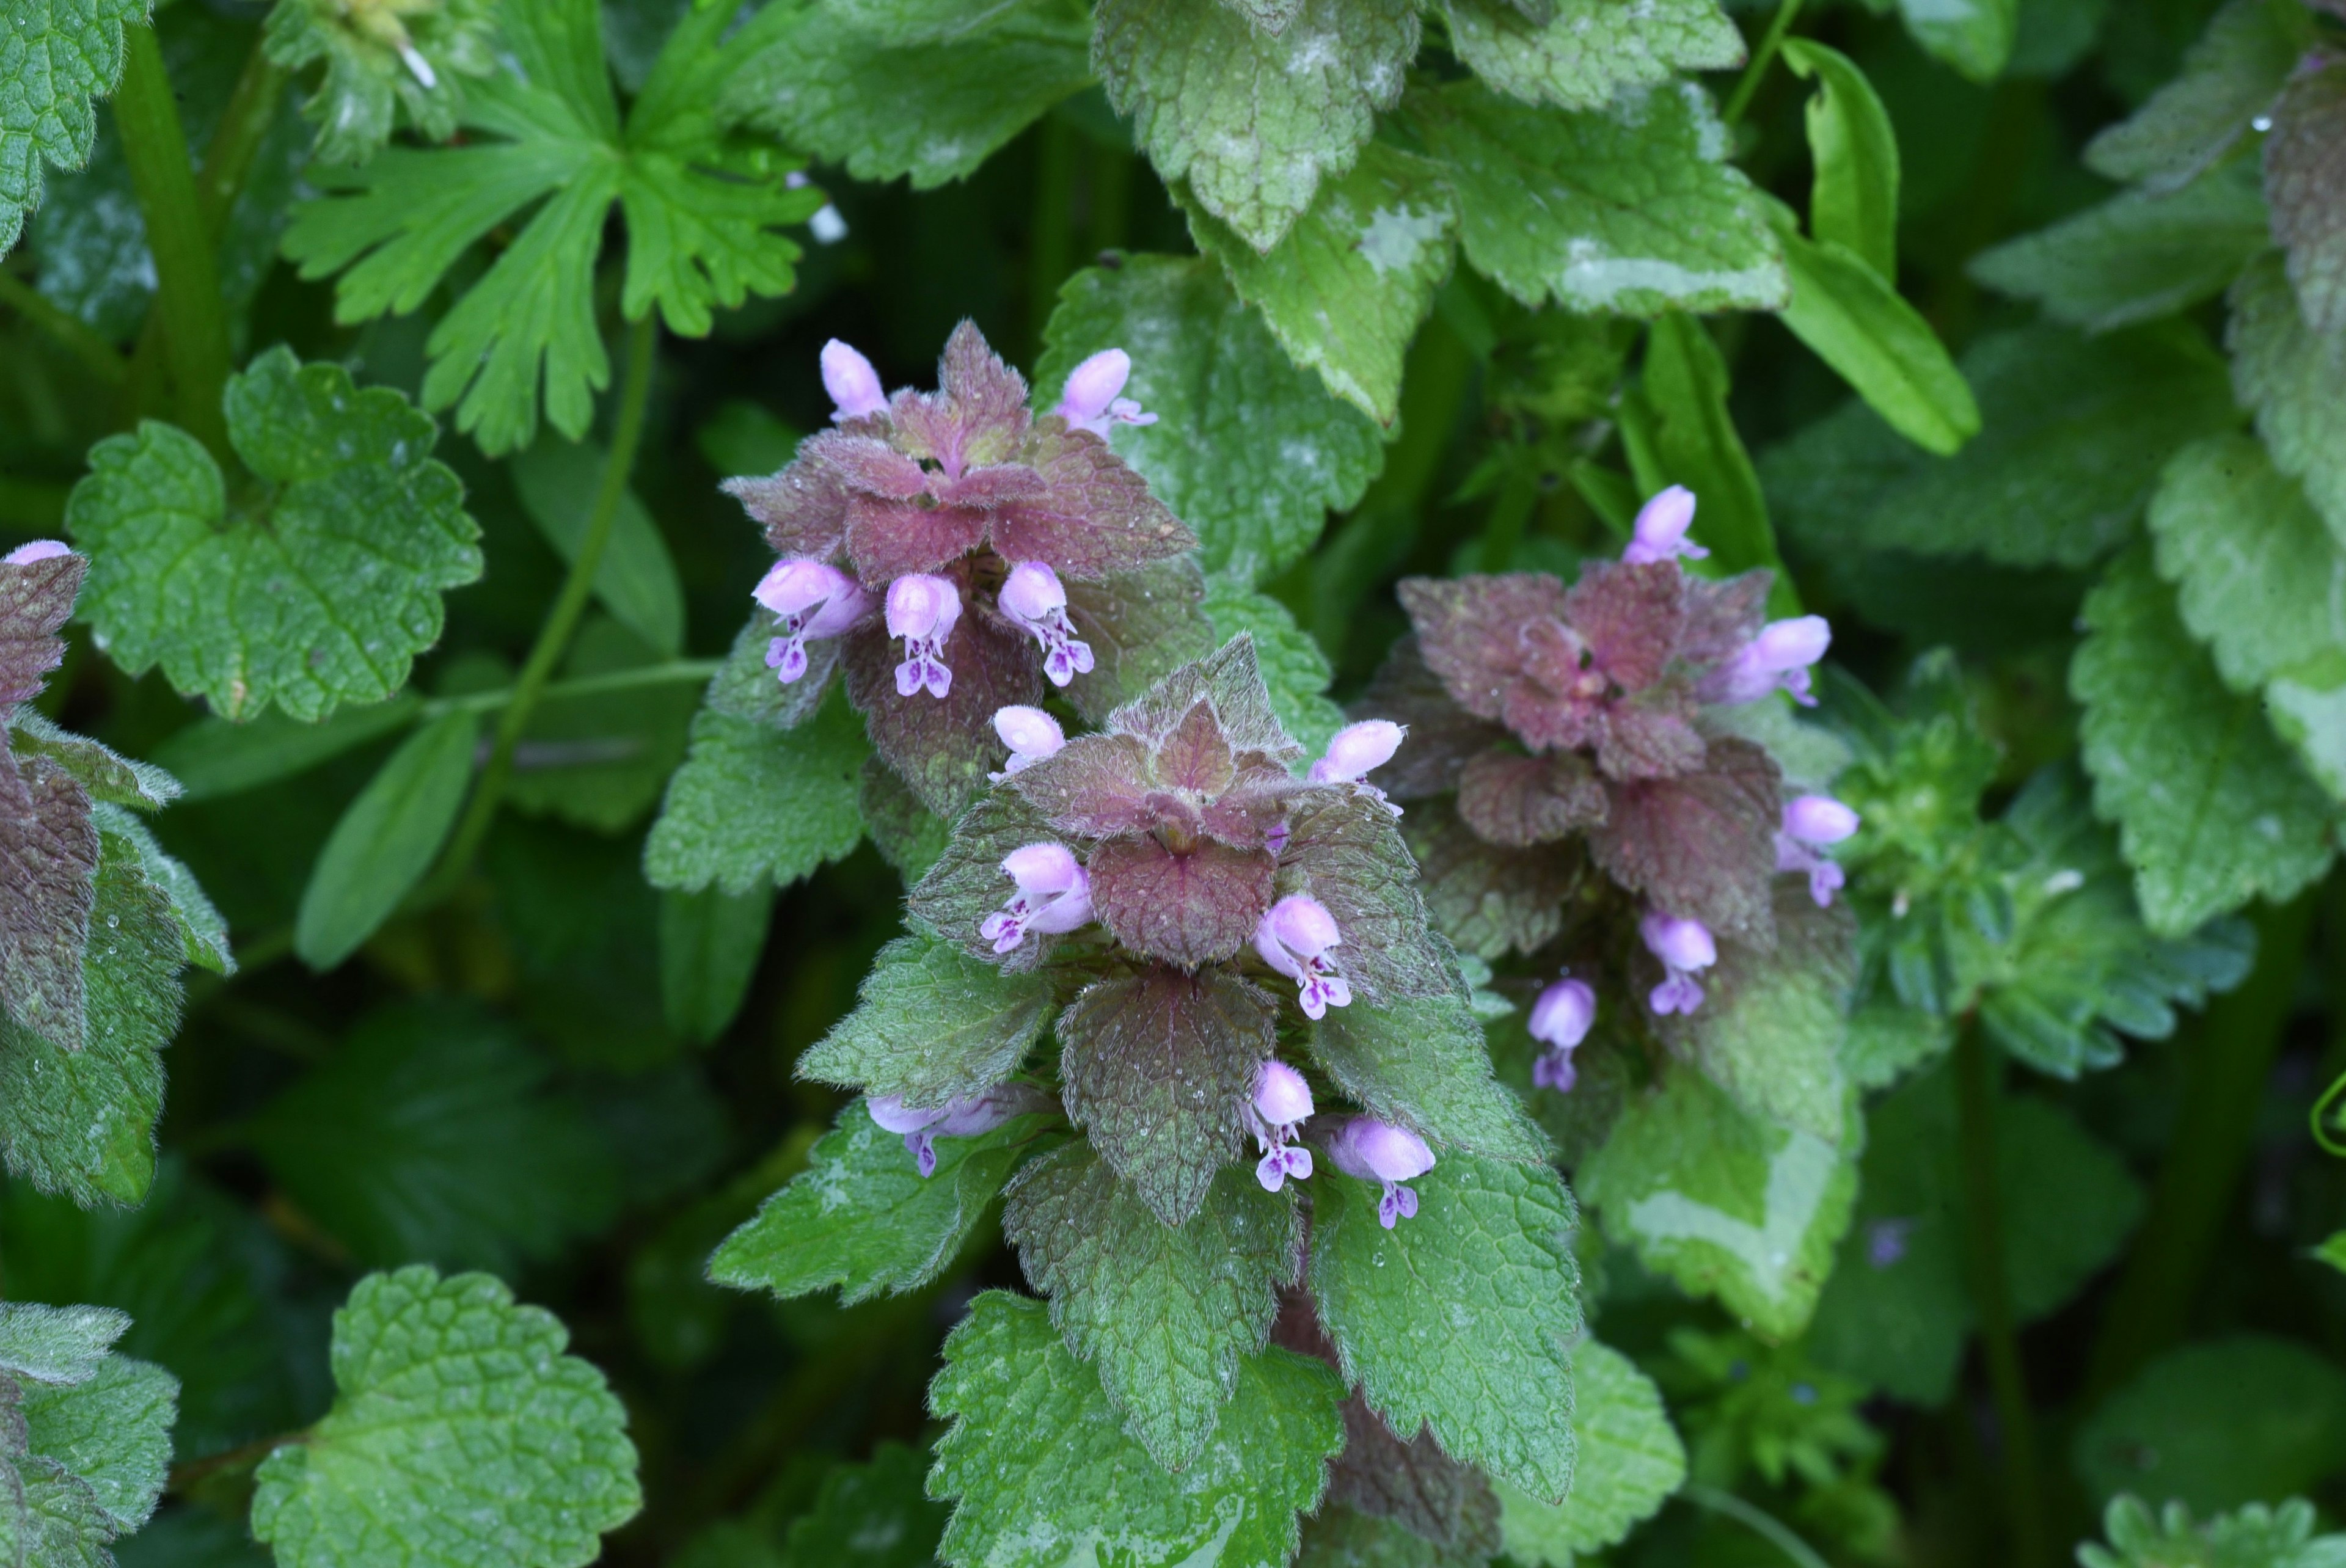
<box><xmin>1641</xmin><ymin>913</ymin><xmax>1716</xmax><ymax>1016</ymax></box>
<box><xmin>1702</xmin><ymin>615</ymin><xmax>1832</xmax><ymax>706</ymax></box>
<box><xmin>1307</xmin><ymin>720</ymin><xmax>1405</xmax><ymax>815</ymax></box>
<box><xmin>821</xmin><ymin>340</ymin><xmax>888</xmax><ymax>422</ymax></box>
<box><xmin>1056</xmin><ymin>349</ymin><xmax>1158</xmax><ymax>439</ymax></box>
<box><xmin>1529</xmin><ymin>974</ymin><xmax>1595</xmax><ymax>1092</ymax></box>
<box><xmin>885</xmin><ymin>574</ymin><xmax>961</xmax><ymax>698</ymax></box>
<box><xmin>1326</xmin><ymin>1117</ymin><xmax>1436</xmax><ymax>1228</ymax></box>
<box><xmin>3</xmin><ymin>541</ymin><xmax>72</xmax><ymax>566</ymax></box>
<box><xmin>1254</xmin><ymin>894</ymin><xmax>1351</xmax><ymax>1020</ymax></box>
<box><xmin>753</xmin><ymin>558</ymin><xmax>871</xmax><ymax>684</ymax></box>
<box><xmin>998</xmin><ymin>561</ymin><xmax>1095</xmax><ymax>687</ymax></box>
<box><xmin>1250</xmin><ymin>1060</ymin><xmax>1315</xmax><ymax>1192</ymax></box>
<box><xmin>979</xmin><ymin>842</ymin><xmax>1093</xmax><ymax>954</ymax></box>
<box><xmin>868</xmin><ymin>1086</ymin><xmax>1036</xmax><ymax>1177</ymax></box>
<box><xmin>1623</xmin><ymin>485</ymin><xmax>1706</xmax><ymax>565</ymax></box>
<box><xmin>990</xmin><ymin>705</ymin><xmax>1065</xmax><ymax>781</ymax></box>
<box><xmin>1776</xmin><ymin>795</ymin><xmax>1860</xmax><ymax>907</ymax></box>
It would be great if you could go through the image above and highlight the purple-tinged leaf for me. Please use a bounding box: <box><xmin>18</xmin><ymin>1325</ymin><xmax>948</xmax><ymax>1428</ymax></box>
<box><xmin>808</xmin><ymin>431</ymin><xmax>930</xmax><ymax>500</ymax></box>
<box><xmin>0</xmin><ymin>551</ymin><xmax>86</xmax><ymax>710</ymax></box>
<box><xmin>1090</xmin><ymin>835</ymin><xmax>1277</xmax><ymax>967</ymax></box>
<box><xmin>1111</xmin><ymin>636</ymin><xmax>1302</xmax><ymax>764</ymax></box>
<box><xmin>0</xmin><ymin>750</ymin><xmax>98</xmax><ymax>1052</ymax></box>
<box><xmin>1057</xmin><ymin>965</ymin><xmax>1277</xmax><ymax>1224</ymax></box>
<box><xmin>1279</xmin><ymin>788</ymin><xmax>1454</xmax><ymax>1003</ymax></box>
<box><xmin>1456</xmin><ymin>748</ymin><xmax>1607</xmax><ymax>846</ymax></box>
<box><xmin>723</xmin><ymin>459</ymin><xmax>851</xmax><ymax>561</ymax></box>
<box><xmin>1406</xmin><ymin>799</ymin><xmax>1580</xmax><ymax>961</ymax></box>
<box><xmin>2266</xmin><ymin>59</ymin><xmax>2346</xmax><ymax>334</ymax></box>
<box><xmin>1010</xmin><ymin>732</ymin><xmax>1157</xmax><ymax>839</ymax></box>
<box><xmin>1155</xmin><ymin>700</ymin><xmax>1238</xmax><ymax>795</ymax></box>
<box><xmin>1354</xmin><ymin>638</ymin><xmax>1511</xmax><ymax>800</ymax></box>
<box><xmin>1596</xmin><ymin>695</ymin><xmax>1707</xmax><ymax>782</ymax></box>
<box><xmin>1062</xmin><ymin>555</ymin><xmax>1217</xmax><ymax>724</ymax></box>
<box><xmin>1591</xmin><ymin>735</ymin><xmax>1780</xmax><ymax>944</ymax></box>
<box><xmin>1325</xmin><ymin>1394</ymin><xmax>1504</xmax><ymax>1558</ymax></box>
<box><xmin>993</xmin><ymin>420</ymin><xmax>1197</xmax><ymax>581</ymax></box>
<box><xmin>940</xmin><ymin>319</ymin><xmax>1034</xmax><ymax>467</ymax></box>
<box><xmin>1677</xmin><ymin>569</ymin><xmax>1771</xmax><ymax>671</ymax></box>
<box><xmin>1200</xmin><ymin>762</ymin><xmax>1301</xmax><ymax>851</ymax></box>
<box><xmin>844</xmin><ymin>614</ymin><xmax>1042</xmax><ymax>817</ymax></box>
<box><xmin>1563</xmin><ymin>559</ymin><xmax>1684</xmax><ymax>691</ymax></box>
<box><xmin>1399</xmin><ymin>574</ymin><xmax>1570</xmax><ymax>724</ymax></box>
<box><xmin>936</xmin><ymin>463</ymin><xmax>1048</xmax><ymax>509</ymax></box>
<box><xmin>907</xmin><ymin>789</ymin><xmax>1070</xmax><ymax>968</ymax></box>
<box><xmin>844</xmin><ymin>495</ymin><xmax>990</xmax><ymax>582</ymax></box>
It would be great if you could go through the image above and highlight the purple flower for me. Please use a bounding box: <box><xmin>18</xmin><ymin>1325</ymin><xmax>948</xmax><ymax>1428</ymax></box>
<box><xmin>979</xmin><ymin>842</ymin><xmax>1093</xmax><ymax>954</ymax></box>
<box><xmin>821</xmin><ymin>339</ymin><xmax>888</xmax><ymax>422</ymax></box>
<box><xmin>3</xmin><ymin>541</ymin><xmax>72</xmax><ymax>566</ymax></box>
<box><xmin>753</xmin><ymin>557</ymin><xmax>871</xmax><ymax>684</ymax></box>
<box><xmin>1529</xmin><ymin>974</ymin><xmax>1595</xmax><ymax>1092</ymax></box>
<box><xmin>1307</xmin><ymin>720</ymin><xmax>1406</xmax><ymax>815</ymax></box>
<box><xmin>868</xmin><ymin>1087</ymin><xmax>1036</xmax><ymax>1176</ymax></box>
<box><xmin>1327</xmin><ymin>1117</ymin><xmax>1436</xmax><ymax>1228</ymax></box>
<box><xmin>1640</xmin><ymin>912</ymin><xmax>1716</xmax><ymax>1016</ymax></box>
<box><xmin>1702</xmin><ymin>615</ymin><xmax>1832</xmax><ymax>707</ymax></box>
<box><xmin>885</xmin><ymin>574</ymin><xmax>961</xmax><ymax>698</ymax></box>
<box><xmin>1867</xmin><ymin>1217</ymin><xmax>1912</xmax><ymax>1268</ymax></box>
<box><xmin>990</xmin><ymin>705</ymin><xmax>1065</xmax><ymax>781</ymax></box>
<box><xmin>1056</xmin><ymin>349</ymin><xmax>1158</xmax><ymax>439</ymax></box>
<box><xmin>1254</xmin><ymin>894</ymin><xmax>1351</xmax><ymax>1020</ymax></box>
<box><xmin>998</xmin><ymin>561</ymin><xmax>1095</xmax><ymax>687</ymax></box>
<box><xmin>1775</xmin><ymin>794</ymin><xmax>1860</xmax><ymax>908</ymax></box>
<box><xmin>1623</xmin><ymin>485</ymin><xmax>1707</xmax><ymax>565</ymax></box>
<box><xmin>1249</xmin><ymin>1059</ymin><xmax>1315</xmax><ymax>1192</ymax></box>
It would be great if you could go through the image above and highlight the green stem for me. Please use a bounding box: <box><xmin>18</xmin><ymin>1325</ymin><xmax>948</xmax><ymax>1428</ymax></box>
<box><xmin>195</xmin><ymin>46</ymin><xmax>288</xmax><ymax>236</ymax></box>
<box><xmin>1478</xmin><ymin>467</ymin><xmax>1537</xmax><ymax>572</ymax></box>
<box><xmin>1723</xmin><ymin>0</ymin><xmax>1803</xmax><ymax>127</ymax></box>
<box><xmin>0</xmin><ymin>271</ymin><xmax>129</xmax><ymax>389</ymax></box>
<box><xmin>1029</xmin><ymin>117</ymin><xmax>1077</xmax><ymax>357</ymax></box>
<box><xmin>1953</xmin><ymin>1021</ymin><xmax>2048</xmax><ymax>1568</ymax></box>
<box><xmin>112</xmin><ymin>23</ymin><xmax>233</xmax><ymax>461</ymax></box>
<box><xmin>2090</xmin><ymin>892</ymin><xmax>2318</xmax><ymax>1395</ymax></box>
<box><xmin>422</xmin><ymin>313</ymin><xmax>660</xmax><ymax>899</ymax></box>
<box><xmin>1681</xmin><ymin>1486</ymin><xmax>1832</xmax><ymax>1568</ymax></box>
<box><xmin>167</xmin><ymin>1429</ymin><xmax>304</xmax><ymax>1494</ymax></box>
<box><xmin>420</xmin><ymin>658</ymin><xmax>723</xmax><ymax>720</ymax></box>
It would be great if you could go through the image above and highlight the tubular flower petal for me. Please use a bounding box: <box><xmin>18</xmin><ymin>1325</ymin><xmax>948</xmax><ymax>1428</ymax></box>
<box><xmin>979</xmin><ymin>842</ymin><xmax>1093</xmax><ymax>954</ymax></box>
<box><xmin>1776</xmin><ymin>794</ymin><xmax>1861</xmax><ymax>907</ymax></box>
<box><xmin>1327</xmin><ymin>1117</ymin><xmax>1436</xmax><ymax>1228</ymax></box>
<box><xmin>998</xmin><ymin>561</ymin><xmax>1095</xmax><ymax>687</ymax></box>
<box><xmin>3</xmin><ymin>541</ymin><xmax>72</xmax><ymax>565</ymax></box>
<box><xmin>990</xmin><ymin>705</ymin><xmax>1065</xmax><ymax>781</ymax></box>
<box><xmin>886</xmin><ymin>574</ymin><xmax>961</xmax><ymax>698</ymax></box>
<box><xmin>868</xmin><ymin>1087</ymin><xmax>1033</xmax><ymax>1177</ymax></box>
<box><xmin>1623</xmin><ymin>485</ymin><xmax>1707</xmax><ymax>564</ymax></box>
<box><xmin>1056</xmin><ymin>349</ymin><xmax>1158</xmax><ymax>439</ymax></box>
<box><xmin>1528</xmin><ymin>975</ymin><xmax>1596</xmax><ymax>1092</ymax></box>
<box><xmin>1253</xmin><ymin>894</ymin><xmax>1351</xmax><ymax>1020</ymax></box>
<box><xmin>820</xmin><ymin>340</ymin><xmax>888</xmax><ymax>421</ymax></box>
<box><xmin>1640</xmin><ymin>912</ymin><xmax>1716</xmax><ymax>1016</ymax></box>
<box><xmin>1307</xmin><ymin>720</ymin><xmax>1406</xmax><ymax>815</ymax></box>
<box><xmin>1249</xmin><ymin>1059</ymin><xmax>1316</xmax><ymax>1192</ymax></box>
<box><xmin>753</xmin><ymin>558</ymin><xmax>871</xmax><ymax>684</ymax></box>
<box><xmin>1703</xmin><ymin>615</ymin><xmax>1832</xmax><ymax>706</ymax></box>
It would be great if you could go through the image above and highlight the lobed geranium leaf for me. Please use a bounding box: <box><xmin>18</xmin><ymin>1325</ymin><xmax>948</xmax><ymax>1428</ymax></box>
<box><xmin>710</xmin><ymin>1103</ymin><xmax>1047</xmax><ymax>1305</ymax></box>
<box><xmin>645</xmin><ymin>685</ymin><xmax>870</xmax><ymax>896</ymax></box>
<box><xmin>0</xmin><ymin>0</ymin><xmax>144</xmax><ymax>255</ymax></box>
<box><xmin>1579</xmin><ymin>1062</ymin><xmax>1857</xmax><ymax>1340</ymax></box>
<box><xmin>1442</xmin><ymin>0</ymin><xmax>1743</xmax><ymax>114</ymax></box>
<box><xmin>1004</xmin><ymin>1143</ymin><xmax>1301</xmax><ymax>1470</ymax></box>
<box><xmin>1308</xmin><ymin>1151</ymin><xmax>1582</xmax><ymax>1503</ymax></box>
<box><xmin>1094</xmin><ymin>0</ymin><xmax>1419</xmax><ymax>254</ymax></box>
<box><xmin>797</xmin><ymin>934</ymin><xmax>1058</xmax><ymax>1107</ymax></box>
<box><xmin>1494</xmin><ymin>1341</ymin><xmax>1687</xmax><ymax>1565</ymax></box>
<box><xmin>929</xmin><ymin>1291</ymin><xmax>1346</xmax><ymax>1568</ymax></box>
<box><xmin>2081</xmin><ymin>1496</ymin><xmax>2346</xmax><ymax>1568</ymax></box>
<box><xmin>1039</xmin><ymin>255</ymin><xmax>1384</xmax><ymax>583</ymax></box>
<box><xmin>777</xmin><ymin>1443</ymin><xmax>948</xmax><ymax>1568</ymax></box>
<box><xmin>65</xmin><ymin>348</ymin><xmax>483</xmax><ymax>722</ymax></box>
<box><xmin>250</xmin><ymin>1265</ymin><xmax>641</xmax><ymax>1568</ymax></box>
<box><xmin>1056</xmin><ymin>966</ymin><xmax>1276</xmax><ymax>1227</ymax></box>
<box><xmin>262</xmin><ymin>0</ymin><xmax>495</xmax><ymax>165</ymax></box>
<box><xmin>2228</xmin><ymin>253</ymin><xmax>2346</xmax><ymax>554</ymax></box>
<box><xmin>1307</xmin><ymin>991</ymin><xmax>1546</xmax><ymax>1162</ymax></box>
<box><xmin>1182</xmin><ymin>142</ymin><xmax>1457</xmax><ymax>426</ymax></box>
<box><xmin>2074</xmin><ymin>1337</ymin><xmax>2346</xmax><ymax>1514</ymax></box>
<box><xmin>2072</xmin><ymin>547</ymin><xmax>2336</xmax><ymax>936</ymax></box>
<box><xmin>2084</xmin><ymin>0</ymin><xmax>2311</xmax><ymax>191</ymax></box>
<box><xmin>1407</xmin><ymin>79</ymin><xmax>1786</xmax><ymax>318</ymax></box>
<box><xmin>2263</xmin><ymin>57</ymin><xmax>2346</xmax><ymax>337</ymax></box>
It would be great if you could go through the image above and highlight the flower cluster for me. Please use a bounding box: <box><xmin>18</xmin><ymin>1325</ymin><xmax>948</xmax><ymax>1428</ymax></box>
<box><xmin>723</xmin><ymin>325</ymin><xmax>1200</xmax><ymax>813</ymax></box>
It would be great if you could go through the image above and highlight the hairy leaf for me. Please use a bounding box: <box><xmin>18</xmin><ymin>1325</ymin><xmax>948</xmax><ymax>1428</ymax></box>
<box><xmin>0</xmin><ymin>1304</ymin><xmax>126</xmax><ymax>1387</ymax></box>
<box><xmin>645</xmin><ymin>685</ymin><xmax>870</xmax><ymax>895</ymax></box>
<box><xmin>798</xmin><ymin>934</ymin><xmax>1057</xmax><ymax>1106</ymax></box>
<box><xmin>0</xmin><ymin>549</ymin><xmax>85</xmax><ymax>709</ymax></box>
<box><xmin>2085</xmin><ymin>0</ymin><xmax>2310</xmax><ymax>191</ymax></box>
<box><xmin>2264</xmin><ymin>57</ymin><xmax>2346</xmax><ymax>336</ymax></box>
<box><xmin>0</xmin><ymin>0</ymin><xmax>143</xmax><ymax>253</ymax></box>
<box><xmin>1405</xmin><ymin>798</ymin><xmax>1576</xmax><ymax>961</ymax></box>
<box><xmin>1493</xmin><ymin>1341</ymin><xmax>1686</xmax><ymax>1564</ymax></box>
<box><xmin>1280</xmin><ymin>789</ymin><xmax>1458</xmax><ymax>1004</ymax></box>
<box><xmin>1443</xmin><ymin>0</ymin><xmax>1742</xmax><ymax>113</ymax></box>
<box><xmin>1307</xmin><ymin>991</ymin><xmax>1546</xmax><ymax>1161</ymax></box>
<box><xmin>1204</xmin><ymin>577</ymin><xmax>1347</xmax><ymax>754</ymax></box>
<box><xmin>2228</xmin><ymin>253</ymin><xmax>2346</xmax><ymax>553</ymax></box>
<box><xmin>0</xmin><ymin>748</ymin><xmax>97</xmax><ymax>1054</ymax></box>
<box><xmin>17</xmin><ymin>1352</ymin><xmax>177</xmax><ymax>1534</ymax></box>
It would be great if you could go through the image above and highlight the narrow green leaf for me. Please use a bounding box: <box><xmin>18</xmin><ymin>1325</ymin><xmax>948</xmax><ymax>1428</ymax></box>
<box><xmin>795</xmin><ymin>934</ymin><xmax>1058</xmax><ymax>1107</ymax></box>
<box><xmin>149</xmin><ymin>695</ymin><xmax>425</xmax><ymax>801</ymax></box>
<box><xmin>511</xmin><ymin>437</ymin><xmax>687</xmax><ymax>659</ymax></box>
<box><xmin>295</xmin><ymin>709</ymin><xmax>478</xmax><ymax>969</ymax></box>
<box><xmin>1782</xmin><ymin>39</ymin><xmax>1899</xmax><ymax>280</ymax></box>
<box><xmin>1895</xmin><ymin>0</ymin><xmax>2016</xmax><ymax>84</ymax></box>
<box><xmin>658</xmin><ymin>884</ymin><xmax>775</xmax><ymax>1045</ymax></box>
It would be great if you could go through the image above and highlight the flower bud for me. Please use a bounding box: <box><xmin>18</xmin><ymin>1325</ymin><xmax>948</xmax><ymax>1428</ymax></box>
<box><xmin>1624</xmin><ymin>485</ymin><xmax>1707</xmax><ymax>564</ymax></box>
<box><xmin>1783</xmin><ymin>794</ymin><xmax>1860</xmax><ymax>846</ymax></box>
<box><xmin>1058</xmin><ymin>350</ymin><xmax>1131</xmax><ymax>425</ymax></box>
<box><xmin>1328</xmin><ymin>1118</ymin><xmax>1436</xmax><ymax>1184</ymax></box>
<box><xmin>1253</xmin><ymin>1059</ymin><xmax>1314</xmax><ymax>1128</ymax></box>
<box><xmin>1640</xmin><ymin>913</ymin><xmax>1716</xmax><ymax>973</ymax></box>
<box><xmin>885</xmin><ymin>574</ymin><xmax>959</xmax><ymax>642</ymax></box>
<box><xmin>3</xmin><ymin>541</ymin><xmax>71</xmax><ymax>566</ymax></box>
<box><xmin>1309</xmin><ymin>720</ymin><xmax>1404</xmax><ymax>785</ymax></box>
<box><xmin>1529</xmin><ymin>976</ymin><xmax>1596</xmax><ymax>1051</ymax></box>
<box><xmin>820</xmin><ymin>339</ymin><xmax>888</xmax><ymax>421</ymax></box>
<box><xmin>999</xmin><ymin>560</ymin><xmax>1069</xmax><ymax>623</ymax></box>
<box><xmin>992</xmin><ymin>706</ymin><xmax>1065</xmax><ymax>778</ymax></box>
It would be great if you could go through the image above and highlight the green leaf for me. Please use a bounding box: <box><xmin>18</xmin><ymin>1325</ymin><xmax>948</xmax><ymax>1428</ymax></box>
<box><xmin>1441</xmin><ymin>0</ymin><xmax>1744</xmax><ymax>114</ymax></box>
<box><xmin>511</xmin><ymin>439</ymin><xmax>687</xmax><ymax>658</ymax></box>
<box><xmin>1408</xmin><ymin>79</ymin><xmax>1787</xmax><ymax>318</ymax></box>
<box><xmin>2071</xmin><ymin>546</ymin><xmax>2337</xmax><ymax>936</ymax></box>
<box><xmin>17</xmin><ymin>1353</ymin><xmax>177</xmax><ymax>1534</ymax></box>
<box><xmin>1182</xmin><ymin>142</ymin><xmax>1456</xmax><ymax>425</ymax></box>
<box><xmin>1763</xmin><ymin>321</ymin><xmax>2239</xmax><ymax>569</ymax></box>
<box><xmin>2227</xmin><ymin>252</ymin><xmax>2346</xmax><ymax>554</ymax></box>
<box><xmin>247</xmin><ymin>1000</ymin><xmax>619</xmax><ymax>1274</ymax></box>
<box><xmin>2086</xmin><ymin>0</ymin><xmax>2312</xmax><ymax>191</ymax></box>
<box><xmin>1782</xmin><ymin>38</ymin><xmax>1898</xmax><ymax>280</ymax></box>
<box><xmin>1094</xmin><ymin>0</ymin><xmax>1419</xmax><ymax>253</ymax></box>
<box><xmin>1805</xmin><ymin>1066</ymin><xmax>2144</xmax><ymax>1404</ymax></box>
<box><xmin>149</xmin><ymin>695</ymin><xmax>425</xmax><ymax>801</ymax></box>
<box><xmin>10</xmin><ymin>713</ymin><xmax>178</xmax><ymax>813</ymax></box>
<box><xmin>2260</xmin><ymin>59</ymin><xmax>2346</xmax><ymax>334</ymax></box>
<box><xmin>1578</xmin><ymin>1063</ymin><xmax>1857</xmax><ymax>1340</ymax></box>
<box><xmin>860</xmin><ymin>757</ymin><xmax>952</xmax><ymax>884</ymax></box>
<box><xmin>1204</xmin><ymin>575</ymin><xmax>1346</xmax><ymax>756</ymax></box>
<box><xmin>1004</xmin><ymin>1143</ymin><xmax>1300</xmax><ymax>1470</ymax></box>
<box><xmin>0</xmin><ymin>0</ymin><xmax>142</xmax><ymax>254</ymax></box>
<box><xmin>1493</xmin><ymin>1342</ymin><xmax>1687</xmax><ymax>1564</ymax></box>
<box><xmin>65</xmin><ymin>348</ymin><xmax>484</xmax><ymax>721</ymax></box>
<box><xmin>0</xmin><ymin>1304</ymin><xmax>126</xmax><ymax>1386</ymax></box>
<box><xmin>929</xmin><ymin>1291</ymin><xmax>1346</xmax><ymax>1568</ymax></box>
<box><xmin>261</xmin><ymin>0</ymin><xmax>496</xmax><ymax>164</ymax></box>
<box><xmin>89</xmin><ymin>803</ymin><xmax>232</xmax><ymax>976</ymax></box>
<box><xmin>777</xmin><ymin>1443</ymin><xmax>948</xmax><ymax>1568</ymax></box>
<box><xmin>1624</xmin><ymin>312</ymin><xmax>1794</xmax><ymax>610</ymax></box>
<box><xmin>294</xmin><ymin>708</ymin><xmax>477</xmax><ymax>970</ymax></box>
<box><xmin>504</xmin><ymin>618</ymin><xmax>698</xmax><ymax>833</ymax></box>
<box><xmin>1894</xmin><ymin>0</ymin><xmax>2016</xmax><ymax>84</ymax></box>
<box><xmin>250</xmin><ymin>1265</ymin><xmax>642</xmax><ymax>1568</ymax></box>
<box><xmin>1766</xmin><ymin>206</ymin><xmax>1979</xmax><ymax>458</ymax></box>
<box><xmin>1310</xmin><ymin>1151</ymin><xmax>1582</xmax><ymax>1501</ymax></box>
<box><xmin>1970</xmin><ymin>161</ymin><xmax>2270</xmax><ymax>334</ymax></box>
<box><xmin>719</xmin><ymin>0</ymin><xmax>1091</xmax><ymax>190</ymax></box>
<box><xmin>2081</xmin><ymin>1495</ymin><xmax>2346</xmax><ymax>1568</ymax></box>
<box><xmin>1306</xmin><ymin>991</ymin><xmax>1547</xmax><ymax>1162</ymax></box>
<box><xmin>658</xmin><ymin>883</ymin><xmax>774</xmax><ymax>1045</ymax></box>
<box><xmin>2074</xmin><ymin>1337</ymin><xmax>2346</xmax><ymax>1512</ymax></box>
<box><xmin>707</xmin><ymin>1103</ymin><xmax>1044</xmax><ymax>1305</ymax></box>
<box><xmin>1037</xmin><ymin>255</ymin><xmax>1384</xmax><ymax>583</ymax></box>
<box><xmin>645</xmin><ymin>684</ymin><xmax>869</xmax><ymax>895</ymax></box>
<box><xmin>796</xmin><ymin>934</ymin><xmax>1058</xmax><ymax>1107</ymax></box>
